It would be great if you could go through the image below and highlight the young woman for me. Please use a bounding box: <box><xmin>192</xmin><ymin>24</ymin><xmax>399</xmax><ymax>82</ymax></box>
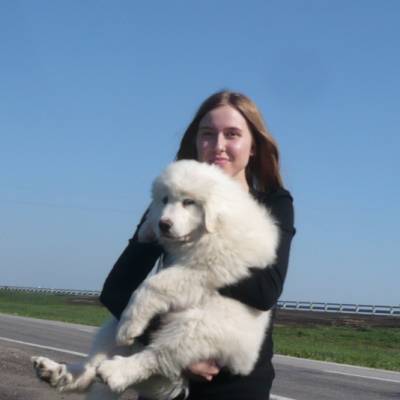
<box><xmin>100</xmin><ymin>91</ymin><xmax>296</xmax><ymax>400</ymax></box>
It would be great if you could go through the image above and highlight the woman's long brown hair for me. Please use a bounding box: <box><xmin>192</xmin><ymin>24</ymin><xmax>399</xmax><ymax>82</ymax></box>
<box><xmin>176</xmin><ymin>91</ymin><xmax>284</xmax><ymax>193</ymax></box>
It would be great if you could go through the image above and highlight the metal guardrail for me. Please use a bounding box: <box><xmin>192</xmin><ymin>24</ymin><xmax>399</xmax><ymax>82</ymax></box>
<box><xmin>1</xmin><ymin>286</ymin><xmax>399</xmax><ymax>317</ymax></box>
<box><xmin>277</xmin><ymin>300</ymin><xmax>400</xmax><ymax>316</ymax></box>
<box><xmin>0</xmin><ymin>285</ymin><xmax>100</xmax><ymax>297</ymax></box>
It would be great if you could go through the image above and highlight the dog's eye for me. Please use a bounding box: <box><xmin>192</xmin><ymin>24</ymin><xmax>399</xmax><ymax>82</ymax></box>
<box><xmin>182</xmin><ymin>199</ymin><xmax>195</xmax><ymax>207</ymax></box>
<box><xmin>162</xmin><ymin>196</ymin><xmax>168</xmax><ymax>205</ymax></box>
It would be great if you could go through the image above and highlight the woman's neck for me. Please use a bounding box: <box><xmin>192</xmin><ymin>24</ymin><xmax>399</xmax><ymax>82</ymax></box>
<box><xmin>232</xmin><ymin>171</ymin><xmax>250</xmax><ymax>192</ymax></box>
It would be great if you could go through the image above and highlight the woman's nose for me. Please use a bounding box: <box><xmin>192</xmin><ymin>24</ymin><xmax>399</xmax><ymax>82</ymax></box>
<box><xmin>215</xmin><ymin>133</ymin><xmax>226</xmax><ymax>152</ymax></box>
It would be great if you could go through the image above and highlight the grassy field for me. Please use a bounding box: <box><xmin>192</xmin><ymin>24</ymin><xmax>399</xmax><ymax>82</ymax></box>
<box><xmin>274</xmin><ymin>325</ymin><xmax>400</xmax><ymax>371</ymax></box>
<box><xmin>1</xmin><ymin>290</ymin><xmax>399</xmax><ymax>372</ymax></box>
<box><xmin>0</xmin><ymin>290</ymin><xmax>110</xmax><ymax>326</ymax></box>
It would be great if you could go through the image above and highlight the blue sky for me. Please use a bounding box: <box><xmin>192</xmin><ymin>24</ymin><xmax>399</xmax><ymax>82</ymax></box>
<box><xmin>1</xmin><ymin>1</ymin><xmax>399</xmax><ymax>305</ymax></box>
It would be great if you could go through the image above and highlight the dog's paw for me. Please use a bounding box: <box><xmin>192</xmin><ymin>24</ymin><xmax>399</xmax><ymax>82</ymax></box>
<box><xmin>31</xmin><ymin>356</ymin><xmax>72</xmax><ymax>388</ymax></box>
<box><xmin>96</xmin><ymin>356</ymin><xmax>132</xmax><ymax>393</ymax></box>
<box><xmin>116</xmin><ymin>319</ymin><xmax>143</xmax><ymax>346</ymax></box>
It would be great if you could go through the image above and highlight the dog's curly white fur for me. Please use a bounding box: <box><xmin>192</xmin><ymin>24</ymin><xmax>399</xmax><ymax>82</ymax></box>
<box><xmin>32</xmin><ymin>160</ymin><xmax>279</xmax><ymax>399</ymax></box>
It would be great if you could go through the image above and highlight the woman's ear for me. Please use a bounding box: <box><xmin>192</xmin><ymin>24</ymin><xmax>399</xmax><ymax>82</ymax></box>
<box><xmin>250</xmin><ymin>142</ymin><xmax>255</xmax><ymax>157</ymax></box>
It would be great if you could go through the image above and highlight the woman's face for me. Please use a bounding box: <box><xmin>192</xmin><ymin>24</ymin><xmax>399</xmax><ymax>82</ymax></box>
<box><xmin>196</xmin><ymin>105</ymin><xmax>254</xmax><ymax>190</ymax></box>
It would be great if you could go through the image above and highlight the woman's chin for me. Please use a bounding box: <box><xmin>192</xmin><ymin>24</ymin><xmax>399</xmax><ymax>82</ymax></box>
<box><xmin>211</xmin><ymin>161</ymin><xmax>230</xmax><ymax>171</ymax></box>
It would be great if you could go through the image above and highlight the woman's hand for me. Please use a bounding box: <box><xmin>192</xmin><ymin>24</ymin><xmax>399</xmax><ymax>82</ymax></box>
<box><xmin>186</xmin><ymin>360</ymin><xmax>220</xmax><ymax>381</ymax></box>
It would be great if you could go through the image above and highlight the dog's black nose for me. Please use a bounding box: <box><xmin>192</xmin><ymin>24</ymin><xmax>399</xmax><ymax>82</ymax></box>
<box><xmin>159</xmin><ymin>219</ymin><xmax>173</xmax><ymax>233</ymax></box>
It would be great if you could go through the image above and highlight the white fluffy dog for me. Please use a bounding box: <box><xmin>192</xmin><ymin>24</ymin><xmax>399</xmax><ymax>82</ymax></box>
<box><xmin>32</xmin><ymin>160</ymin><xmax>279</xmax><ymax>400</ymax></box>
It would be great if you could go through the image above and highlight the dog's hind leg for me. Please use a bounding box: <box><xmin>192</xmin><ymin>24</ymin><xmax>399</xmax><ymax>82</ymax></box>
<box><xmin>97</xmin><ymin>349</ymin><xmax>165</xmax><ymax>394</ymax></box>
<box><xmin>31</xmin><ymin>356</ymin><xmax>98</xmax><ymax>390</ymax></box>
<box><xmin>32</xmin><ymin>318</ymin><xmax>123</xmax><ymax>392</ymax></box>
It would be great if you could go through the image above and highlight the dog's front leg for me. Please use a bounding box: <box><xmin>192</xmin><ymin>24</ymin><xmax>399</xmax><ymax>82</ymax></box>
<box><xmin>117</xmin><ymin>266</ymin><xmax>203</xmax><ymax>346</ymax></box>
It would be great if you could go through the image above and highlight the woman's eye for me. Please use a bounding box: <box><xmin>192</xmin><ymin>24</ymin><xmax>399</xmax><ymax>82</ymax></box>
<box><xmin>182</xmin><ymin>199</ymin><xmax>195</xmax><ymax>207</ymax></box>
<box><xmin>162</xmin><ymin>196</ymin><xmax>168</xmax><ymax>204</ymax></box>
<box><xmin>226</xmin><ymin>130</ymin><xmax>240</xmax><ymax>138</ymax></box>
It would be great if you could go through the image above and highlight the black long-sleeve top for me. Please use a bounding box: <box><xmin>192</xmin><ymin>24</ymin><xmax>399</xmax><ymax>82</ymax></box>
<box><xmin>100</xmin><ymin>188</ymin><xmax>295</xmax><ymax>400</ymax></box>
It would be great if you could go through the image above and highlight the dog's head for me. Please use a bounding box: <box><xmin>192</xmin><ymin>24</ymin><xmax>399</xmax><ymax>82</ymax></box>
<box><xmin>140</xmin><ymin>160</ymin><xmax>233</xmax><ymax>245</ymax></box>
<box><xmin>138</xmin><ymin>160</ymin><xmax>279</xmax><ymax>271</ymax></box>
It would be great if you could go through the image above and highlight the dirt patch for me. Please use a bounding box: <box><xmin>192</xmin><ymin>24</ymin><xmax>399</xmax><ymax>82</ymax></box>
<box><xmin>275</xmin><ymin>309</ymin><xmax>400</xmax><ymax>328</ymax></box>
<box><xmin>64</xmin><ymin>296</ymin><xmax>102</xmax><ymax>306</ymax></box>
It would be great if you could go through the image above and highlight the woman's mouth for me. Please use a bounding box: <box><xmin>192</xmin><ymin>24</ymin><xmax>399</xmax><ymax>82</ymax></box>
<box><xmin>211</xmin><ymin>158</ymin><xmax>229</xmax><ymax>166</ymax></box>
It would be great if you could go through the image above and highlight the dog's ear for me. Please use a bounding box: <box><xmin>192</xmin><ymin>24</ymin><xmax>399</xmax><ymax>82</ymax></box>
<box><xmin>203</xmin><ymin>202</ymin><xmax>219</xmax><ymax>233</ymax></box>
<box><xmin>137</xmin><ymin>202</ymin><xmax>157</xmax><ymax>242</ymax></box>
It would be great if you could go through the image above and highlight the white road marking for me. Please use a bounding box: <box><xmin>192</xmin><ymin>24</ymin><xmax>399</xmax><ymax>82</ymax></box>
<box><xmin>0</xmin><ymin>336</ymin><xmax>87</xmax><ymax>357</ymax></box>
<box><xmin>324</xmin><ymin>369</ymin><xmax>400</xmax><ymax>384</ymax></box>
<box><xmin>1</xmin><ymin>334</ymin><xmax>295</xmax><ymax>399</ymax></box>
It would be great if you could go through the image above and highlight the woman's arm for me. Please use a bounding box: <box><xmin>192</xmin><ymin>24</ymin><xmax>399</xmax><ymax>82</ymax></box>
<box><xmin>218</xmin><ymin>190</ymin><xmax>296</xmax><ymax>311</ymax></box>
<box><xmin>99</xmin><ymin>212</ymin><xmax>163</xmax><ymax>319</ymax></box>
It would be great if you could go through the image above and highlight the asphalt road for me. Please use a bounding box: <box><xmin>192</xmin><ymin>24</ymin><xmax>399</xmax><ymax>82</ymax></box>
<box><xmin>0</xmin><ymin>313</ymin><xmax>399</xmax><ymax>400</ymax></box>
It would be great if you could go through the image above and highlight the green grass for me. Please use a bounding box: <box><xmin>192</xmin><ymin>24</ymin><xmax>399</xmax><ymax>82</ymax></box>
<box><xmin>1</xmin><ymin>290</ymin><xmax>400</xmax><ymax>371</ymax></box>
<box><xmin>274</xmin><ymin>325</ymin><xmax>400</xmax><ymax>371</ymax></box>
<box><xmin>0</xmin><ymin>290</ymin><xmax>109</xmax><ymax>326</ymax></box>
